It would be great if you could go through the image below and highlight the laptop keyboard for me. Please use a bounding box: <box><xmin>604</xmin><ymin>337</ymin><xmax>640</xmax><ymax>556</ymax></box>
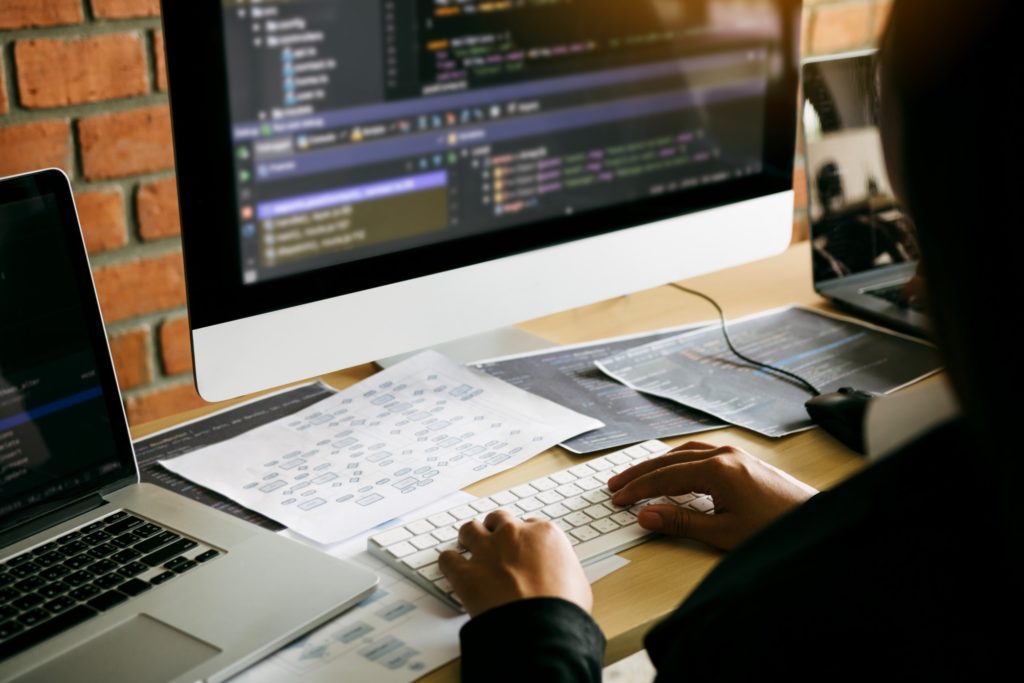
<box><xmin>0</xmin><ymin>511</ymin><xmax>222</xmax><ymax>660</ymax></box>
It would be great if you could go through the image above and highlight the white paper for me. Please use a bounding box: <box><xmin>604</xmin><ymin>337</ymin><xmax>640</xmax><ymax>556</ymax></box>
<box><xmin>161</xmin><ymin>351</ymin><xmax>603</xmax><ymax>544</ymax></box>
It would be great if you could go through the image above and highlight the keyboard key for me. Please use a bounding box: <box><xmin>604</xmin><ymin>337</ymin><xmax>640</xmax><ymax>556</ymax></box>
<box><xmin>102</xmin><ymin>511</ymin><xmax>127</xmax><ymax>524</ymax></box>
<box><xmin>6</xmin><ymin>554</ymin><xmax>32</xmax><ymax>568</ymax></box>
<box><xmin>12</xmin><ymin>594</ymin><xmax>44</xmax><ymax>611</ymax></box>
<box><xmin>38</xmin><ymin>582</ymin><xmax>69</xmax><ymax>599</ymax></box>
<box><xmin>608</xmin><ymin>452</ymin><xmax>631</xmax><ymax>465</ymax></box>
<box><xmin>0</xmin><ymin>587</ymin><xmax>19</xmax><ymax>603</ymax></box>
<box><xmin>556</xmin><ymin>484</ymin><xmax>584</xmax><ymax>498</ymax></box>
<box><xmin>55</xmin><ymin>532</ymin><xmax>81</xmax><ymax>545</ymax></box>
<box><xmin>10</xmin><ymin>562</ymin><xmax>40</xmax><ymax>579</ymax></box>
<box><xmin>565</xmin><ymin>512</ymin><xmax>592</xmax><ymax>527</ymax></box>
<box><xmin>164</xmin><ymin>557</ymin><xmax>190</xmax><ymax>571</ymax></box>
<box><xmin>149</xmin><ymin>572</ymin><xmax>175</xmax><ymax>586</ymax></box>
<box><xmin>16</xmin><ymin>609</ymin><xmax>49</xmax><ymax>627</ymax></box>
<box><xmin>87</xmin><ymin>591</ymin><xmax>127</xmax><ymax>612</ymax></box>
<box><xmin>117</xmin><ymin>579</ymin><xmax>151</xmax><ymax>596</ymax></box>
<box><xmin>116</xmin><ymin>562</ymin><xmax>148</xmax><ymax>579</ymax></box>
<box><xmin>687</xmin><ymin>497</ymin><xmax>715</xmax><ymax>513</ymax></box>
<box><xmin>410</xmin><ymin>535</ymin><xmax>436</xmax><ymax>551</ymax></box>
<box><xmin>87</xmin><ymin>543</ymin><xmax>117</xmax><ymax>559</ymax></box>
<box><xmin>427</xmin><ymin>512</ymin><xmax>457</xmax><ymax>527</ymax></box>
<box><xmin>40</xmin><ymin>565</ymin><xmax>71</xmax><ymax>581</ymax></box>
<box><xmin>510</xmin><ymin>484</ymin><xmax>538</xmax><ymax>498</ymax></box>
<box><xmin>448</xmin><ymin>505</ymin><xmax>476</xmax><ymax>520</ymax></box>
<box><xmin>402</xmin><ymin>549</ymin><xmax>439</xmax><ymax>569</ymax></box>
<box><xmin>569</xmin><ymin>464</ymin><xmax>596</xmax><ymax>478</ymax></box>
<box><xmin>0</xmin><ymin>605</ymin><xmax>96</xmax><ymax>659</ymax></box>
<box><xmin>31</xmin><ymin>543</ymin><xmax>59</xmax><ymax>557</ymax></box>
<box><xmin>0</xmin><ymin>574</ymin><xmax>11</xmax><ymax>589</ymax></box>
<box><xmin>622</xmin><ymin>446</ymin><xmax>648</xmax><ymax>459</ymax></box>
<box><xmin>405</xmin><ymin>519</ymin><xmax>435</xmax><ymax>535</ymax></box>
<box><xmin>489</xmin><ymin>492</ymin><xmax>515</xmax><ymax>506</ymax></box>
<box><xmin>44</xmin><ymin>596</ymin><xmax>76</xmax><ymax>614</ymax></box>
<box><xmin>14</xmin><ymin>576</ymin><xmax>45</xmax><ymax>593</ymax></box>
<box><xmin>531</xmin><ymin>476</ymin><xmax>558</xmax><ymax>491</ymax></box>
<box><xmin>81</xmin><ymin>521</ymin><xmax>106</xmax><ymax>534</ymax></box>
<box><xmin>564</xmin><ymin>496</ymin><xmax>588</xmax><ymax>511</ymax></box>
<box><xmin>171</xmin><ymin>560</ymin><xmax>197</xmax><ymax>574</ymax></box>
<box><xmin>418</xmin><ymin>563</ymin><xmax>444</xmax><ymax>581</ymax></box>
<box><xmin>140</xmin><ymin>539</ymin><xmax>197</xmax><ymax>567</ymax></box>
<box><xmin>371</xmin><ymin>527</ymin><xmax>412</xmax><ymax>547</ymax></box>
<box><xmin>134</xmin><ymin>524</ymin><xmax>161</xmax><ymax>538</ymax></box>
<box><xmin>430</xmin><ymin>526</ymin><xmax>459</xmax><ymax>542</ymax></box>
<box><xmin>588</xmin><ymin>458</ymin><xmax>615</xmax><ymax>471</ymax></box>
<box><xmin>35</xmin><ymin>551</ymin><xmax>65</xmax><ymax>568</ymax></box>
<box><xmin>611</xmin><ymin>511</ymin><xmax>637</xmax><ymax>526</ymax></box>
<box><xmin>582</xmin><ymin>490</ymin><xmax>610</xmax><ymax>504</ymax></box>
<box><xmin>584</xmin><ymin>504</ymin><xmax>612</xmax><ymax>520</ymax></box>
<box><xmin>134</xmin><ymin>531</ymin><xmax>179</xmax><ymax>555</ymax></box>
<box><xmin>93</xmin><ymin>574</ymin><xmax>123</xmax><ymax>590</ymax></box>
<box><xmin>62</xmin><ymin>554</ymin><xmax>92</xmax><ymax>570</ymax></box>
<box><xmin>111</xmin><ymin>533</ymin><xmax>140</xmax><ymax>549</ymax></box>
<box><xmin>59</xmin><ymin>541</ymin><xmax>89</xmax><ymax>557</ymax></box>
<box><xmin>542</xmin><ymin>503</ymin><xmax>570</xmax><ymax>518</ymax></box>
<box><xmin>64</xmin><ymin>571</ymin><xmax>93</xmax><ymax>587</ymax></box>
<box><xmin>570</xmin><ymin>526</ymin><xmax>600</xmax><ymax>542</ymax></box>
<box><xmin>550</xmin><ymin>471</ymin><xmax>576</xmax><ymax>485</ymax></box>
<box><xmin>195</xmin><ymin>550</ymin><xmax>219</xmax><ymax>563</ymax></box>
<box><xmin>469</xmin><ymin>499</ymin><xmax>497</xmax><ymax>513</ymax></box>
<box><xmin>592</xmin><ymin>518</ymin><xmax>621</xmax><ymax>534</ymax></box>
<box><xmin>537</xmin><ymin>490</ymin><xmax>563</xmax><ymax>505</ymax></box>
<box><xmin>69</xmin><ymin>585</ymin><xmax>101</xmax><ymax>601</ymax></box>
<box><xmin>386</xmin><ymin>541</ymin><xmax>416</xmax><ymax>558</ymax></box>
<box><xmin>0</xmin><ymin>607</ymin><xmax>17</xmax><ymax>622</ymax></box>
<box><xmin>576</xmin><ymin>477</ymin><xmax>602</xmax><ymax>491</ymax></box>
<box><xmin>82</xmin><ymin>531</ymin><xmax>111</xmax><ymax>546</ymax></box>
<box><xmin>0</xmin><ymin>621</ymin><xmax>24</xmax><ymax>639</ymax></box>
<box><xmin>105</xmin><ymin>516</ymin><xmax>144</xmax><ymax>536</ymax></box>
<box><xmin>110</xmin><ymin>549</ymin><xmax>142</xmax><ymax>565</ymax></box>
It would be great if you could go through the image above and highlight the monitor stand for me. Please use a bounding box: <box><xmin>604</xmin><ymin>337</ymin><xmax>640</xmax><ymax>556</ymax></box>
<box><xmin>376</xmin><ymin>327</ymin><xmax>555</xmax><ymax>369</ymax></box>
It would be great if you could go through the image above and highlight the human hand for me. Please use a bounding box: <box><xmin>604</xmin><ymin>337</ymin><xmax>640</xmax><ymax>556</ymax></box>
<box><xmin>438</xmin><ymin>510</ymin><xmax>592</xmax><ymax>618</ymax></box>
<box><xmin>608</xmin><ymin>441</ymin><xmax>817</xmax><ymax>550</ymax></box>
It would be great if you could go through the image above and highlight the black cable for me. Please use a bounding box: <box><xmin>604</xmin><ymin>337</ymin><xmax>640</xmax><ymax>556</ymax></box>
<box><xmin>669</xmin><ymin>283</ymin><xmax>822</xmax><ymax>397</ymax></box>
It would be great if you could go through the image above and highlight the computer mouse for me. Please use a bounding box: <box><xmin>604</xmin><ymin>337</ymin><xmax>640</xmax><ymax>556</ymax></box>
<box><xmin>805</xmin><ymin>387</ymin><xmax>876</xmax><ymax>455</ymax></box>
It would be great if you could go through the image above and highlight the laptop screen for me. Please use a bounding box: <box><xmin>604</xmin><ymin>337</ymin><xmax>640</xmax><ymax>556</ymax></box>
<box><xmin>802</xmin><ymin>52</ymin><xmax>920</xmax><ymax>284</ymax></box>
<box><xmin>1</xmin><ymin>172</ymin><xmax>136</xmax><ymax>530</ymax></box>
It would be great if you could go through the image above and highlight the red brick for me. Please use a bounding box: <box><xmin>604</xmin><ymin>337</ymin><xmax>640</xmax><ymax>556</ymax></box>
<box><xmin>91</xmin><ymin>0</ymin><xmax>161</xmax><ymax>19</ymax></box>
<box><xmin>0</xmin><ymin>119</ymin><xmax>71</xmax><ymax>177</ymax></box>
<box><xmin>153</xmin><ymin>30</ymin><xmax>167</xmax><ymax>92</ymax></box>
<box><xmin>78</xmin><ymin>106</ymin><xmax>174</xmax><ymax>180</ymax></box>
<box><xmin>15</xmin><ymin>35</ymin><xmax>147</xmax><ymax>109</ymax></box>
<box><xmin>109</xmin><ymin>328</ymin><xmax>151</xmax><ymax>390</ymax></box>
<box><xmin>137</xmin><ymin>177</ymin><xmax>180</xmax><ymax>240</ymax></box>
<box><xmin>76</xmin><ymin>189</ymin><xmax>127</xmax><ymax>254</ymax></box>
<box><xmin>810</xmin><ymin>3</ymin><xmax>873</xmax><ymax>54</ymax></box>
<box><xmin>93</xmin><ymin>251</ymin><xmax>187</xmax><ymax>323</ymax></box>
<box><xmin>793</xmin><ymin>164</ymin><xmax>808</xmax><ymax>212</ymax></box>
<box><xmin>125</xmin><ymin>382</ymin><xmax>207</xmax><ymax>426</ymax></box>
<box><xmin>0</xmin><ymin>0</ymin><xmax>82</xmax><ymax>29</ymax></box>
<box><xmin>159</xmin><ymin>316</ymin><xmax>193</xmax><ymax>376</ymax></box>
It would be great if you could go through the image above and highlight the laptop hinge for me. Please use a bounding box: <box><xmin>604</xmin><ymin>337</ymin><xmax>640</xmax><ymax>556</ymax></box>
<box><xmin>0</xmin><ymin>493</ymin><xmax>109</xmax><ymax>551</ymax></box>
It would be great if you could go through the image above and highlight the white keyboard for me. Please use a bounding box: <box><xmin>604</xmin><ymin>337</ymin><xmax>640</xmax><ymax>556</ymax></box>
<box><xmin>367</xmin><ymin>440</ymin><xmax>715</xmax><ymax>610</ymax></box>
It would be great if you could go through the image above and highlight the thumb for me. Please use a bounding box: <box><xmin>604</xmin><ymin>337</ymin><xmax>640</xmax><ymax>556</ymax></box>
<box><xmin>637</xmin><ymin>504</ymin><xmax>725</xmax><ymax>548</ymax></box>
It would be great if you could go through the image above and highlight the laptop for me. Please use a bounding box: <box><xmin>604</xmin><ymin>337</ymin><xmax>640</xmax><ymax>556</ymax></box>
<box><xmin>801</xmin><ymin>50</ymin><xmax>930</xmax><ymax>338</ymax></box>
<box><xmin>0</xmin><ymin>170</ymin><xmax>377</xmax><ymax>682</ymax></box>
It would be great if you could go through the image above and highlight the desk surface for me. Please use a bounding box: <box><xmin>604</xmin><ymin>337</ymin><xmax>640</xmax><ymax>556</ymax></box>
<box><xmin>132</xmin><ymin>242</ymin><xmax>877</xmax><ymax>679</ymax></box>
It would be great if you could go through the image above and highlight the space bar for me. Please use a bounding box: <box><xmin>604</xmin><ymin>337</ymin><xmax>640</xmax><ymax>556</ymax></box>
<box><xmin>0</xmin><ymin>605</ymin><xmax>98</xmax><ymax>660</ymax></box>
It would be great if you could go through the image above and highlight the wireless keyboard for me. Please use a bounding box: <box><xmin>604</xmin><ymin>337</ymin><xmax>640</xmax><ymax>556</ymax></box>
<box><xmin>367</xmin><ymin>440</ymin><xmax>714</xmax><ymax>610</ymax></box>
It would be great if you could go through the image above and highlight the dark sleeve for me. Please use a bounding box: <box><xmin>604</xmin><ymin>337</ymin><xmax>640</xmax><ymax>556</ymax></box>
<box><xmin>459</xmin><ymin>598</ymin><xmax>606</xmax><ymax>682</ymax></box>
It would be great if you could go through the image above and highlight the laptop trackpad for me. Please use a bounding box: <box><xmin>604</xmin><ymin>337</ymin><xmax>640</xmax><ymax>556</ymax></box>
<box><xmin>18</xmin><ymin>614</ymin><xmax>220</xmax><ymax>683</ymax></box>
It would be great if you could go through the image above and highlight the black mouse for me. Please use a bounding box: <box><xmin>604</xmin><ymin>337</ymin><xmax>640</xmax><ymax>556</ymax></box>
<box><xmin>805</xmin><ymin>387</ymin><xmax>876</xmax><ymax>454</ymax></box>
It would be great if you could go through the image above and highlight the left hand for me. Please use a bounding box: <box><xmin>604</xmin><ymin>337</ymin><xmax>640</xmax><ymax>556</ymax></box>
<box><xmin>438</xmin><ymin>510</ymin><xmax>592</xmax><ymax>618</ymax></box>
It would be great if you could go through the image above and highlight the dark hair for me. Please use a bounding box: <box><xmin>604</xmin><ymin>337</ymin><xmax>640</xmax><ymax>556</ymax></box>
<box><xmin>879</xmin><ymin>0</ymin><xmax>1022</xmax><ymax>528</ymax></box>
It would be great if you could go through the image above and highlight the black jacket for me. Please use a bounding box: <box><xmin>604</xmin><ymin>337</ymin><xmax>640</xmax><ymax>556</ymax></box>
<box><xmin>459</xmin><ymin>420</ymin><xmax>1011</xmax><ymax>680</ymax></box>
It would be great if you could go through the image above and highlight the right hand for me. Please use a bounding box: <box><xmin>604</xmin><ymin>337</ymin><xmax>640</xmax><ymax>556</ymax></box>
<box><xmin>608</xmin><ymin>441</ymin><xmax>817</xmax><ymax>550</ymax></box>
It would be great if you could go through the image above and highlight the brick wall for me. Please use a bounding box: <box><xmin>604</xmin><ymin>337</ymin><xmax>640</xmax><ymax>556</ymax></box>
<box><xmin>0</xmin><ymin>0</ymin><xmax>891</xmax><ymax>426</ymax></box>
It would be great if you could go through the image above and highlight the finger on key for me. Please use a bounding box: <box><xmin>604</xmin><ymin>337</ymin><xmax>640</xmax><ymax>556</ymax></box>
<box><xmin>458</xmin><ymin>519</ymin><xmax>487</xmax><ymax>550</ymax></box>
<box><xmin>438</xmin><ymin>549</ymin><xmax>470</xmax><ymax>581</ymax></box>
<box><xmin>483</xmin><ymin>509</ymin><xmax>517</xmax><ymax>531</ymax></box>
<box><xmin>611</xmin><ymin>459</ymin><xmax>716</xmax><ymax>506</ymax></box>
<box><xmin>609</xmin><ymin>446</ymin><xmax>732</xmax><ymax>492</ymax></box>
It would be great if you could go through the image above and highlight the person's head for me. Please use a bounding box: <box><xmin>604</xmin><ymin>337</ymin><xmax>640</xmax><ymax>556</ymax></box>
<box><xmin>879</xmin><ymin>0</ymin><xmax>1020</xmax><ymax>420</ymax></box>
<box><xmin>879</xmin><ymin>0</ymin><xmax>1021</xmax><ymax>522</ymax></box>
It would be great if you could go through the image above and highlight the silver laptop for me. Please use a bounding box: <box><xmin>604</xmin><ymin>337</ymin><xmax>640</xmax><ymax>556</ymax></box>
<box><xmin>802</xmin><ymin>50</ymin><xmax>929</xmax><ymax>338</ymax></box>
<box><xmin>0</xmin><ymin>170</ymin><xmax>377</xmax><ymax>682</ymax></box>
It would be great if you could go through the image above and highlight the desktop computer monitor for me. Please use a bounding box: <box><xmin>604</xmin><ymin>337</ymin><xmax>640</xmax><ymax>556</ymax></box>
<box><xmin>162</xmin><ymin>0</ymin><xmax>801</xmax><ymax>401</ymax></box>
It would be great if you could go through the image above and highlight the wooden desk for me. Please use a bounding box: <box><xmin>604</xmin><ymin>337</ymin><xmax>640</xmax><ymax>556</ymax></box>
<box><xmin>132</xmin><ymin>242</ymin><xmax>872</xmax><ymax>679</ymax></box>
